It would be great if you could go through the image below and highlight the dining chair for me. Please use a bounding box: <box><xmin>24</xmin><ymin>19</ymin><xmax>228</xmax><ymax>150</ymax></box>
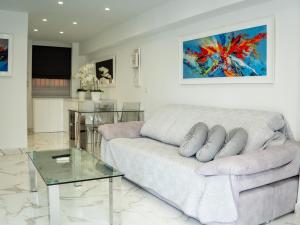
<box><xmin>94</xmin><ymin>102</ymin><xmax>115</xmax><ymax>124</ymax></box>
<box><xmin>76</xmin><ymin>100</ymin><xmax>95</xmax><ymax>150</ymax></box>
<box><xmin>119</xmin><ymin>102</ymin><xmax>141</xmax><ymax>122</ymax></box>
<box><xmin>91</xmin><ymin>102</ymin><xmax>115</xmax><ymax>156</ymax></box>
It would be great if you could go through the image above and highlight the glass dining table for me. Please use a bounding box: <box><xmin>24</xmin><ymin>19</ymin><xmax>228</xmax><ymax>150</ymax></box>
<box><xmin>68</xmin><ymin>109</ymin><xmax>144</xmax><ymax>154</ymax></box>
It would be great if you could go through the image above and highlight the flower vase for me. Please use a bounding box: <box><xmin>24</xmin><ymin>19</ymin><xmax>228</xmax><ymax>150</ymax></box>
<box><xmin>78</xmin><ymin>91</ymin><xmax>86</xmax><ymax>101</ymax></box>
<box><xmin>91</xmin><ymin>91</ymin><xmax>101</xmax><ymax>102</ymax></box>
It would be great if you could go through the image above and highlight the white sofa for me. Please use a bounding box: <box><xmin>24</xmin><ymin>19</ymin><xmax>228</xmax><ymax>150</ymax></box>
<box><xmin>99</xmin><ymin>104</ymin><xmax>300</xmax><ymax>225</ymax></box>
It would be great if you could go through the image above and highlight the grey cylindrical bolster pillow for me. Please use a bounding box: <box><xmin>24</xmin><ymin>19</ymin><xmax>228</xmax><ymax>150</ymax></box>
<box><xmin>214</xmin><ymin>127</ymin><xmax>248</xmax><ymax>159</ymax></box>
<box><xmin>196</xmin><ymin>125</ymin><xmax>226</xmax><ymax>162</ymax></box>
<box><xmin>179</xmin><ymin>122</ymin><xmax>208</xmax><ymax>157</ymax></box>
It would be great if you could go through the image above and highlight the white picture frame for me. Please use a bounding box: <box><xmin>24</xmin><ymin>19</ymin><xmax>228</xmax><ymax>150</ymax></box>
<box><xmin>179</xmin><ymin>17</ymin><xmax>275</xmax><ymax>84</ymax></box>
<box><xmin>0</xmin><ymin>34</ymin><xmax>13</xmax><ymax>77</ymax></box>
<box><xmin>94</xmin><ymin>55</ymin><xmax>116</xmax><ymax>88</ymax></box>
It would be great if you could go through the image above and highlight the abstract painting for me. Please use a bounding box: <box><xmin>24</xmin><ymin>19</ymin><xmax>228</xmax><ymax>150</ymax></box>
<box><xmin>0</xmin><ymin>34</ymin><xmax>12</xmax><ymax>76</ymax></box>
<box><xmin>95</xmin><ymin>56</ymin><xmax>115</xmax><ymax>87</ymax></box>
<box><xmin>180</xmin><ymin>18</ymin><xmax>274</xmax><ymax>84</ymax></box>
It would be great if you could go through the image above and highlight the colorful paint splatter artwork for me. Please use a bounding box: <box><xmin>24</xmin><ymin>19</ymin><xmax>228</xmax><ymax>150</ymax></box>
<box><xmin>183</xmin><ymin>25</ymin><xmax>267</xmax><ymax>79</ymax></box>
<box><xmin>0</xmin><ymin>38</ymin><xmax>9</xmax><ymax>72</ymax></box>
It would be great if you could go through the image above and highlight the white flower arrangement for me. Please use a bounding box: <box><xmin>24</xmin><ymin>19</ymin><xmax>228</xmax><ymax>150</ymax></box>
<box><xmin>75</xmin><ymin>63</ymin><xmax>103</xmax><ymax>92</ymax></box>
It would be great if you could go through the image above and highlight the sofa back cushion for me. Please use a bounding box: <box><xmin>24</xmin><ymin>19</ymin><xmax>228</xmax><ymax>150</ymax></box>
<box><xmin>140</xmin><ymin>104</ymin><xmax>289</xmax><ymax>153</ymax></box>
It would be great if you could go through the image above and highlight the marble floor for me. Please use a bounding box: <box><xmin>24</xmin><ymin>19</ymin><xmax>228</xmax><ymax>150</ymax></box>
<box><xmin>0</xmin><ymin>132</ymin><xmax>299</xmax><ymax>225</ymax></box>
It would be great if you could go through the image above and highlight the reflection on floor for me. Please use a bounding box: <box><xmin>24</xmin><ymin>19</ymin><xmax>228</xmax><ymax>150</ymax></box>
<box><xmin>27</xmin><ymin>132</ymin><xmax>69</xmax><ymax>151</ymax></box>
<box><xmin>0</xmin><ymin>132</ymin><xmax>299</xmax><ymax>225</ymax></box>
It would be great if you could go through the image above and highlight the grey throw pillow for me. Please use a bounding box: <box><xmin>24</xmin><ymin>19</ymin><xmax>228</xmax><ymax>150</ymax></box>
<box><xmin>179</xmin><ymin>122</ymin><xmax>208</xmax><ymax>157</ymax></box>
<box><xmin>196</xmin><ymin>125</ymin><xmax>226</xmax><ymax>162</ymax></box>
<box><xmin>214</xmin><ymin>128</ymin><xmax>248</xmax><ymax>159</ymax></box>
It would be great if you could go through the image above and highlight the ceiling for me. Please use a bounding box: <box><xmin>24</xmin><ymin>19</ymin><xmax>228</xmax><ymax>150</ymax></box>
<box><xmin>0</xmin><ymin>0</ymin><xmax>171</xmax><ymax>43</ymax></box>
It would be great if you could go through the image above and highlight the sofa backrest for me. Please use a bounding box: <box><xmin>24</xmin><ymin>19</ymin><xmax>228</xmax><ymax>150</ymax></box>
<box><xmin>140</xmin><ymin>104</ymin><xmax>290</xmax><ymax>153</ymax></box>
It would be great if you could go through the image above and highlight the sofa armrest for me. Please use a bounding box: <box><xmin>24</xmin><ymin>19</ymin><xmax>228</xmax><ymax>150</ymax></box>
<box><xmin>197</xmin><ymin>141</ymin><xmax>300</xmax><ymax>176</ymax></box>
<box><xmin>98</xmin><ymin>121</ymin><xmax>144</xmax><ymax>141</ymax></box>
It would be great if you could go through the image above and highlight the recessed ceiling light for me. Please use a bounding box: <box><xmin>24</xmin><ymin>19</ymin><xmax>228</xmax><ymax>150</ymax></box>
<box><xmin>105</xmin><ymin>7</ymin><xmax>110</xmax><ymax>11</ymax></box>
<box><xmin>59</xmin><ymin>31</ymin><xmax>64</xmax><ymax>34</ymax></box>
<box><xmin>42</xmin><ymin>18</ymin><xmax>48</xmax><ymax>22</ymax></box>
<box><xmin>58</xmin><ymin>1</ymin><xmax>64</xmax><ymax>5</ymax></box>
<box><xmin>33</xmin><ymin>29</ymin><xmax>38</xmax><ymax>32</ymax></box>
<box><xmin>72</xmin><ymin>21</ymin><xmax>78</xmax><ymax>25</ymax></box>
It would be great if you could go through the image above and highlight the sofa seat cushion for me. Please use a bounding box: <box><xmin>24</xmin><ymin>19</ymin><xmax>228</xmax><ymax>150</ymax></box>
<box><xmin>140</xmin><ymin>104</ymin><xmax>289</xmax><ymax>153</ymax></box>
<box><xmin>104</xmin><ymin>138</ymin><xmax>204</xmax><ymax>215</ymax></box>
<box><xmin>102</xmin><ymin>137</ymin><xmax>239</xmax><ymax>223</ymax></box>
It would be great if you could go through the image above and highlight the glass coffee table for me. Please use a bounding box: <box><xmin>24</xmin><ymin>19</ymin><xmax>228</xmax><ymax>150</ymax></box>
<box><xmin>27</xmin><ymin>148</ymin><xmax>124</xmax><ymax>225</ymax></box>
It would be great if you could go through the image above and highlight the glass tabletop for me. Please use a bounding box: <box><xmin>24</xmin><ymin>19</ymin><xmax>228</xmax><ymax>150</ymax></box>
<box><xmin>27</xmin><ymin>149</ymin><xmax>124</xmax><ymax>186</ymax></box>
<box><xmin>69</xmin><ymin>109</ymin><xmax>144</xmax><ymax>113</ymax></box>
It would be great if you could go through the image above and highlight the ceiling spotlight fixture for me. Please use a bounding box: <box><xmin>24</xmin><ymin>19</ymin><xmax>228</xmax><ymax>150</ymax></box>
<box><xmin>42</xmin><ymin>18</ymin><xmax>48</xmax><ymax>22</ymax></box>
<box><xmin>34</xmin><ymin>29</ymin><xmax>38</xmax><ymax>32</ymax></box>
<box><xmin>72</xmin><ymin>21</ymin><xmax>78</xmax><ymax>25</ymax></box>
<box><xmin>105</xmin><ymin>7</ymin><xmax>110</xmax><ymax>11</ymax></box>
<box><xmin>58</xmin><ymin>1</ymin><xmax>64</xmax><ymax>5</ymax></box>
<box><xmin>59</xmin><ymin>31</ymin><xmax>64</xmax><ymax>34</ymax></box>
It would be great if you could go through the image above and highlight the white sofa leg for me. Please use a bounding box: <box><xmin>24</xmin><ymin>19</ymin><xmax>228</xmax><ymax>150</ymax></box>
<box><xmin>294</xmin><ymin>204</ymin><xmax>300</xmax><ymax>213</ymax></box>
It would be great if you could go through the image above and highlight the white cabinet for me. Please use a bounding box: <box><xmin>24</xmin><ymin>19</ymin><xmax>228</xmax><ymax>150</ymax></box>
<box><xmin>33</xmin><ymin>98</ymin><xmax>64</xmax><ymax>132</ymax></box>
<box><xmin>33</xmin><ymin>98</ymin><xmax>116</xmax><ymax>133</ymax></box>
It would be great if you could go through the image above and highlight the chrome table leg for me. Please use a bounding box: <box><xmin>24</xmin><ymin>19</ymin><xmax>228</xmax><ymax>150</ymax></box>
<box><xmin>28</xmin><ymin>160</ymin><xmax>37</xmax><ymax>192</ymax></box>
<box><xmin>48</xmin><ymin>185</ymin><xmax>60</xmax><ymax>225</ymax></box>
<box><xmin>109</xmin><ymin>177</ymin><xmax>122</xmax><ymax>225</ymax></box>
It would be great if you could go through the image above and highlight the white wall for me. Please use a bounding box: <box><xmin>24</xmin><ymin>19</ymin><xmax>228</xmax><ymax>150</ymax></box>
<box><xmin>0</xmin><ymin>10</ymin><xmax>28</xmax><ymax>149</ymax></box>
<box><xmin>85</xmin><ymin>0</ymin><xmax>300</xmax><ymax>139</ymax></box>
<box><xmin>71</xmin><ymin>42</ymin><xmax>86</xmax><ymax>98</ymax></box>
<box><xmin>27</xmin><ymin>40</ymin><xmax>33</xmax><ymax>130</ymax></box>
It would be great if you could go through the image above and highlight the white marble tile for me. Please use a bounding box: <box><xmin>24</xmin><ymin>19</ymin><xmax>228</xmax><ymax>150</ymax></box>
<box><xmin>27</xmin><ymin>132</ymin><xmax>70</xmax><ymax>151</ymax></box>
<box><xmin>0</xmin><ymin>190</ymin><xmax>49</xmax><ymax>225</ymax></box>
<box><xmin>0</xmin><ymin>148</ymin><xmax>23</xmax><ymax>156</ymax></box>
<box><xmin>0</xmin><ymin>132</ymin><xmax>298</xmax><ymax>225</ymax></box>
<box><xmin>0</xmin><ymin>154</ymin><xmax>33</xmax><ymax>195</ymax></box>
